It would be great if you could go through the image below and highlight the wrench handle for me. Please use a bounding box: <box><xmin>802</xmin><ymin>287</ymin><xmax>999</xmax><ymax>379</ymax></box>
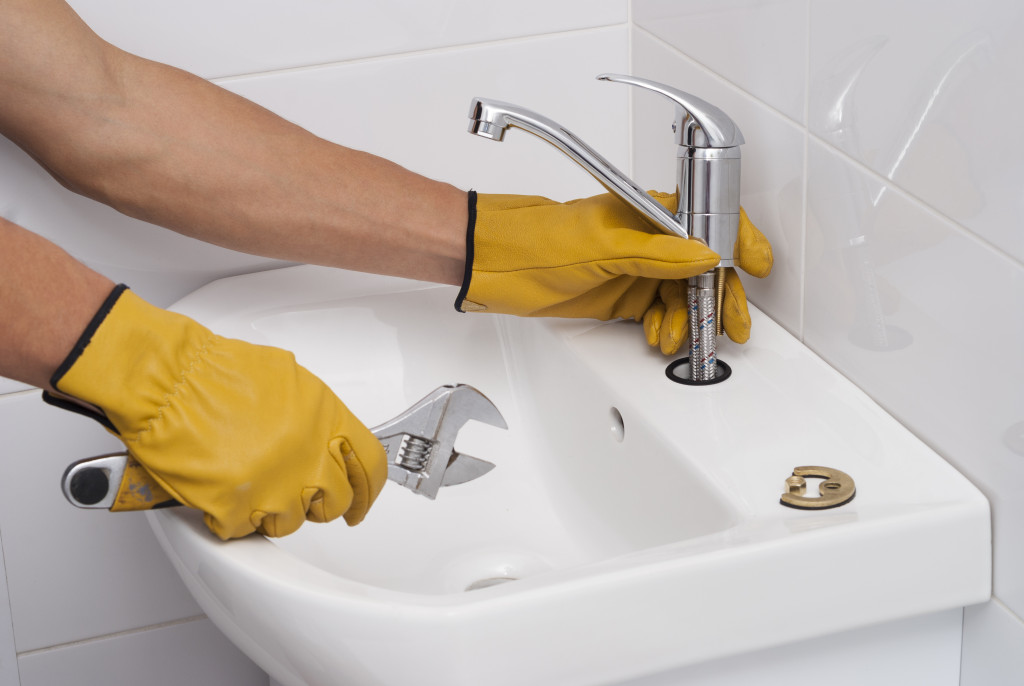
<box><xmin>63</xmin><ymin>452</ymin><xmax>178</xmax><ymax>510</ymax></box>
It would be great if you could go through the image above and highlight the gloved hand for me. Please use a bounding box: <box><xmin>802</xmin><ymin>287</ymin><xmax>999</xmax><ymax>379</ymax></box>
<box><xmin>642</xmin><ymin>207</ymin><xmax>773</xmax><ymax>353</ymax></box>
<box><xmin>456</xmin><ymin>191</ymin><xmax>772</xmax><ymax>354</ymax></box>
<box><xmin>43</xmin><ymin>285</ymin><xmax>387</xmax><ymax>540</ymax></box>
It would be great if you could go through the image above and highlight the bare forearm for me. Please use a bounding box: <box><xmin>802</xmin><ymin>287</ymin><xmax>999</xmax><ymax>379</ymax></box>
<box><xmin>0</xmin><ymin>218</ymin><xmax>114</xmax><ymax>389</ymax></box>
<box><xmin>0</xmin><ymin>0</ymin><xmax>467</xmax><ymax>285</ymax></box>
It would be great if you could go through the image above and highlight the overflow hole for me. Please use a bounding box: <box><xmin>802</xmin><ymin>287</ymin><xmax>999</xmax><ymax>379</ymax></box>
<box><xmin>610</xmin><ymin>408</ymin><xmax>625</xmax><ymax>442</ymax></box>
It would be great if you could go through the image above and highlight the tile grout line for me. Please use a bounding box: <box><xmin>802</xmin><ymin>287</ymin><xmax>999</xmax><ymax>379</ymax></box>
<box><xmin>626</xmin><ymin>1</ymin><xmax>635</xmax><ymax>178</ymax></box>
<box><xmin>805</xmin><ymin>130</ymin><xmax>1024</xmax><ymax>270</ymax></box>
<box><xmin>0</xmin><ymin>387</ymin><xmax>40</xmax><ymax>400</ymax></box>
<box><xmin>211</xmin><ymin>23</ymin><xmax>629</xmax><ymax>85</ymax></box>
<box><xmin>798</xmin><ymin>0</ymin><xmax>811</xmax><ymax>344</ymax></box>
<box><xmin>0</xmin><ymin>526</ymin><xmax>22</xmax><ymax>683</ymax></box>
<box><xmin>958</xmin><ymin>606</ymin><xmax>967</xmax><ymax>685</ymax></box>
<box><xmin>634</xmin><ymin>27</ymin><xmax>801</xmax><ymax>130</ymax></box>
<box><xmin>16</xmin><ymin>615</ymin><xmax>207</xmax><ymax>659</ymax></box>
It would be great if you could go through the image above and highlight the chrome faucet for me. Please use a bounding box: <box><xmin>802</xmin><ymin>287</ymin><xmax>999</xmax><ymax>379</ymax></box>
<box><xmin>467</xmin><ymin>74</ymin><xmax>745</xmax><ymax>383</ymax></box>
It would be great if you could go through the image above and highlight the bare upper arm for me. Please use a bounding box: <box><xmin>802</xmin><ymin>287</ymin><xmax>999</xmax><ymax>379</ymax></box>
<box><xmin>0</xmin><ymin>0</ymin><xmax>121</xmax><ymax>153</ymax></box>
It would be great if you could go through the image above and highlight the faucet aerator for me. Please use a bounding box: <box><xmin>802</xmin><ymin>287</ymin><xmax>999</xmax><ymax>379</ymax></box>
<box><xmin>469</xmin><ymin>120</ymin><xmax>506</xmax><ymax>141</ymax></box>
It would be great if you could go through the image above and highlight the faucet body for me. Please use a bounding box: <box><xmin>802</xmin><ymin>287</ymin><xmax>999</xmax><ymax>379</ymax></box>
<box><xmin>468</xmin><ymin>75</ymin><xmax>745</xmax><ymax>383</ymax></box>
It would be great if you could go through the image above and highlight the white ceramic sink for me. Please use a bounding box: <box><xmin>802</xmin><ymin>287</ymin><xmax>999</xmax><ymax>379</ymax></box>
<box><xmin>149</xmin><ymin>265</ymin><xmax>990</xmax><ymax>686</ymax></box>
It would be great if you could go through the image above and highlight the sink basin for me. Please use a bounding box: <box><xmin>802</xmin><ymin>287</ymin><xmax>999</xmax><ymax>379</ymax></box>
<box><xmin>148</xmin><ymin>265</ymin><xmax>990</xmax><ymax>686</ymax></box>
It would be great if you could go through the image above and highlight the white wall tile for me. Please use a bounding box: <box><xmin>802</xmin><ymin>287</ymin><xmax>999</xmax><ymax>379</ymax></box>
<box><xmin>217</xmin><ymin>28</ymin><xmax>630</xmax><ymax>202</ymax></box>
<box><xmin>69</xmin><ymin>0</ymin><xmax>626</xmax><ymax>79</ymax></box>
<box><xmin>0</xmin><ymin>135</ymin><xmax>288</xmax><ymax>309</ymax></box>
<box><xmin>631</xmin><ymin>31</ymin><xmax>806</xmax><ymax>337</ymax></box>
<box><xmin>809</xmin><ymin>0</ymin><xmax>1024</xmax><ymax>262</ymax></box>
<box><xmin>804</xmin><ymin>139</ymin><xmax>1024</xmax><ymax>618</ymax></box>
<box><xmin>632</xmin><ymin>0</ymin><xmax>808</xmax><ymax>124</ymax></box>
<box><xmin>0</xmin><ymin>528</ymin><xmax>20</xmax><ymax>685</ymax></box>
<box><xmin>0</xmin><ymin>393</ymin><xmax>202</xmax><ymax>652</ymax></box>
<box><xmin>18</xmin><ymin>618</ymin><xmax>267</xmax><ymax>686</ymax></box>
<box><xmin>962</xmin><ymin>601</ymin><xmax>1024</xmax><ymax>686</ymax></box>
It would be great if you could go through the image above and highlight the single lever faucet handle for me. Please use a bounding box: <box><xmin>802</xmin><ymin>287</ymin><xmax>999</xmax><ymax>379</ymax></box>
<box><xmin>597</xmin><ymin>73</ymin><xmax>744</xmax><ymax>269</ymax></box>
<box><xmin>597</xmin><ymin>73</ymin><xmax>744</xmax><ymax>148</ymax></box>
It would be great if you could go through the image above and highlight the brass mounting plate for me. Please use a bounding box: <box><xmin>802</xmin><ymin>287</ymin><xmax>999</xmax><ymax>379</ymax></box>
<box><xmin>780</xmin><ymin>466</ymin><xmax>856</xmax><ymax>510</ymax></box>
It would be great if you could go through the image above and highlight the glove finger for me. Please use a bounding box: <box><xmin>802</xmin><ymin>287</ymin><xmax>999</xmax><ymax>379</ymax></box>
<box><xmin>642</xmin><ymin>300</ymin><xmax>666</xmax><ymax>348</ymax></box>
<box><xmin>330</xmin><ymin>435</ymin><xmax>388</xmax><ymax>526</ymax></box>
<box><xmin>734</xmin><ymin>207</ymin><xmax>773</xmax><ymax>278</ymax></box>
<box><xmin>658</xmin><ymin>280</ymin><xmax>689</xmax><ymax>355</ymax></box>
<box><xmin>303</xmin><ymin>477</ymin><xmax>353</xmax><ymax>524</ymax></box>
<box><xmin>203</xmin><ymin>513</ymin><xmax>255</xmax><ymax>541</ymax></box>
<box><xmin>721</xmin><ymin>268</ymin><xmax>752</xmax><ymax>344</ymax></box>
<box><xmin>251</xmin><ymin>504</ymin><xmax>306</xmax><ymax>539</ymax></box>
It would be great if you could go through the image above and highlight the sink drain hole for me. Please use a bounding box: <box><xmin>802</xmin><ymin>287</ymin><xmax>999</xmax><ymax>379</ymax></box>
<box><xmin>445</xmin><ymin>550</ymin><xmax>552</xmax><ymax>594</ymax></box>
<box><xmin>465</xmin><ymin>576</ymin><xmax>519</xmax><ymax>592</ymax></box>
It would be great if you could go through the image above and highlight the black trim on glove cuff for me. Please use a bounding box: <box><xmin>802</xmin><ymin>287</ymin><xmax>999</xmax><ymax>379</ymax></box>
<box><xmin>454</xmin><ymin>190</ymin><xmax>477</xmax><ymax>313</ymax></box>
<box><xmin>41</xmin><ymin>283</ymin><xmax>129</xmax><ymax>433</ymax></box>
<box><xmin>41</xmin><ymin>390</ymin><xmax>118</xmax><ymax>433</ymax></box>
<box><xmin>50</xmin><ymin>283</ymin><xmax>129</xmax><ymax>390</ymax></box>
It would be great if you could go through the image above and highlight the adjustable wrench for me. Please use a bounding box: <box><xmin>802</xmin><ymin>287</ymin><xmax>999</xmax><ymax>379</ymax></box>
<box><xmin>61</xmin><ymin>384</ymin><xmax>507</xmax><ymax>510</ymax></box>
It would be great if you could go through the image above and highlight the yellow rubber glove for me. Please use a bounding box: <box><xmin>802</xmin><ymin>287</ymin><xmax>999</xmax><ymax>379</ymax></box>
<box><xmin>456</xmin><ymin>192</ymin><xmax>772</xmax><ymax>354</ymax></box>
<box><xmin>44</xmin><ymin>285</ymin><xmax>387</xmax><ymax>540</ymax></box>
<box><xmin>642</xmin><ymin>207</ymin><xmax>774</xmax><ymax>353</ymax></box>
<box><xmin>457</xmin><ymin>191</ymin><xmax>719</xmax><ymax>320</ymax></box>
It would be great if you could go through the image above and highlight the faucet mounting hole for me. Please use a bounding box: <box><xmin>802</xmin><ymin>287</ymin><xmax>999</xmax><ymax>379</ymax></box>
<box><xmin>665</xmin><ymin>358</ymin><xmax>732</xmax><ymax>386</ymax></box>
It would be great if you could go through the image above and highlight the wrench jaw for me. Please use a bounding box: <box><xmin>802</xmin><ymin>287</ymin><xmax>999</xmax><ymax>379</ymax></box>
<box><xmin>373</xmin><ymin>384</ymin><xmax>506</xmax><ymax>500</ymax></box>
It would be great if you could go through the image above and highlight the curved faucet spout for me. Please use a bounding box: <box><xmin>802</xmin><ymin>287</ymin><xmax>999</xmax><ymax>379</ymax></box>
<box><xmin>468</xmin><ymin>97</ymin><xmax>688</xmax><ymax>239</ymax></box>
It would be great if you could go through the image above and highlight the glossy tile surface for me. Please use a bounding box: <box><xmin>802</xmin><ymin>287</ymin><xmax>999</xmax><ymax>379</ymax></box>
<box><xmin>631</xmin><ymin>31</ymin><xmax>805</xmax><ymax>336</ymax></box>
<box><xmin>804</xmin><ymin>139</ymin><xmax>1024</xmax><ymax>616</ymax></box>
<box><xmin>18</xmin><ymin>618</ymin><xmax>267</xmax><ymax>686</ymax></box>
<box><xmin>219</xmin><ymin>28</ymin><xmax>630</xmax><ymax>201</ymax></box>
<box><xmin>633</xmin><ymin>0</ymin><xmax>808</xmax><ymax>123</ymax></box>
<box><xmin>809</xmin><ymin>0</ymin><xmax>1024</xmax><ymax>262</ymax></box>
<box><xmin>69</xmin><ymin>0</ymin><xmax>626</xmax><ymax>78</ymax></box>
<box><xmin>0</xmin><ymin>393</ymin><xmax>203</xmax><ymax>652</ymax></box>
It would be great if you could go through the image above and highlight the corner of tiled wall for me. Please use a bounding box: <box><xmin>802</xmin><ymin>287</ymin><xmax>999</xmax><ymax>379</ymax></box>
<box><xmin>630</xmin><ymin>0</ymin><xmax>1023</xmax><ymax>684</ymax></box>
